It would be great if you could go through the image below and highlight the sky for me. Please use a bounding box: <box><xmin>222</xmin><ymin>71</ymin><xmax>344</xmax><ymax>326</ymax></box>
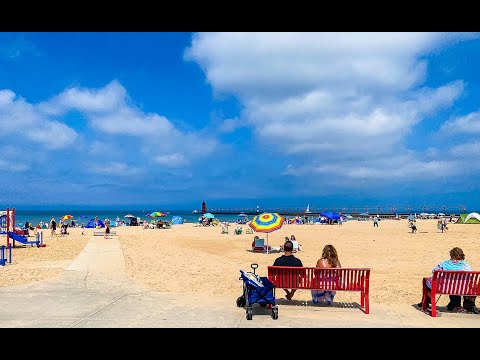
<box><xmin>1</xmin><ymin>32</ymin><xmax>480</xmax><ymax>212</ymax></box>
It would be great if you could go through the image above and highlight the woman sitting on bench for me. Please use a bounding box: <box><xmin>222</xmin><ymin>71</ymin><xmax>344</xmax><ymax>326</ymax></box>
<box><xmin>311</xmin><ymin>244</ymin><xmax>341</xmax><ymax>305</ymax></box>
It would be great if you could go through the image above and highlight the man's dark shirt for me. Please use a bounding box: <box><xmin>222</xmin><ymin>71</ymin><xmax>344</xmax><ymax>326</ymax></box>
<box><xmin>273</xmin><ymin>255</ymin><xmax>303</xmax><ymax>267</ymax></box>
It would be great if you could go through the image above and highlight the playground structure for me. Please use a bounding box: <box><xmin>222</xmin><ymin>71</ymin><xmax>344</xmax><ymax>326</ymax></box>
<box><xmin>1</xmin><ymin>208</ymin><xmax>45</xmax><ymax>249</ymax></box>
<box><xmin>0</xmin><ymin>244</ymin><xmax>12</xmax><ymax>266</ymax></box>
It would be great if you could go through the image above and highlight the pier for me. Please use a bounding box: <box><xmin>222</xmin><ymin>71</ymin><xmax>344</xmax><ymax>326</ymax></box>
<box><xmin>204</xmin><ymin>206</ymin><xmax>465</xmax><ymax>218</ymax></box>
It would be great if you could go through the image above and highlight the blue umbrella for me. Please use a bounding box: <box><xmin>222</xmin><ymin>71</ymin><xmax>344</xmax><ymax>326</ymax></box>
<box><xmin>203</xmin><ymin>213</ymin><xmax>215</xmax><ymax>219</ymax></box>
<box><xmin>320</xmin><ymin>211</ymin><xmax>341</xmax><ymax>220</ymax></box>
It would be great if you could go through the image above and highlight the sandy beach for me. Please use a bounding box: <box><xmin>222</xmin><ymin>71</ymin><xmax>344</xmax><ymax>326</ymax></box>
<box><xmin>1</xmin><ymin>219</ymin><xmax>479</xmax><ymax>308</ymax></box>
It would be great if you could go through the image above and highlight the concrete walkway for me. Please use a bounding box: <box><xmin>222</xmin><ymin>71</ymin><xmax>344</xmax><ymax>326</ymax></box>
<box><xmin>0</xmin><ymin>236</ymin><xmax>479</xmax><ymax>327</ymax></box>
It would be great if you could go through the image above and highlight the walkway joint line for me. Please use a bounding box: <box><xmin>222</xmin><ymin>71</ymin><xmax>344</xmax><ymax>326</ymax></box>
<box><xmin>390</xmin><ymin>304</ymin><xmax>408</xmax><ymax>328</ymax></box>
<box><xmin>70</xmin><ymin>294</ymin><xmax>128</xmax><ymax>328</ymax></box>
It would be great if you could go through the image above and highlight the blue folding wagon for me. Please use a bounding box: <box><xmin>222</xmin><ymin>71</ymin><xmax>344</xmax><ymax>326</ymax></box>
<box><xmin>236</xmin><ymin>263</ymin><xmax>278</xmax><ymax>320</ymax></box>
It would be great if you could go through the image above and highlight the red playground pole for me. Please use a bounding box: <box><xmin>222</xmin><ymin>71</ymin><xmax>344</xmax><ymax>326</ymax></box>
<box><xmin>6</xmin><ymin>208</ymin><xmax>10</xmax><ymax>248</ymax></box>
<box><xmin>5</xmin><ymin>208</ymin><xmax>15</xmax><ymax>248</ymax></box>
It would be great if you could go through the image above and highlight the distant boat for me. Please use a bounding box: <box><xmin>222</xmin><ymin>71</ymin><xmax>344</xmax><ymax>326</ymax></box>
<box><xmin>193</xmin><ymin>210</ymin><xmax>199</xmax><ymax>213</ymax></box>
<box><xmin>305</xmin><ymin>204</ymin><xmax>311</xmax><ymax>213</ymax></box>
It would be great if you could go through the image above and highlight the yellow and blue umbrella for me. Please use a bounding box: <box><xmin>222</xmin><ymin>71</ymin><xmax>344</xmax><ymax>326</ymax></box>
<box><xmin>249</xmin><ymin>212</ymin><xmax>284</xmax><ymax>254</ymax></box>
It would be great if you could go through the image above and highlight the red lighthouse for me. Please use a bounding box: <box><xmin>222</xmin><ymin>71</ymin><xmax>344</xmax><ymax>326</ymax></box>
<box><xmin>201</xmin><ymin>201</ymin><xmax>206</xmax><ymax>214</ymax></box>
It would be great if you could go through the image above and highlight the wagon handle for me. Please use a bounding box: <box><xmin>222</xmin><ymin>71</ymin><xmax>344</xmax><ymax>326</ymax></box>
<box><xmin>251</xmin><ymin>263</ymin><xmax>259</xmax><ymax>274</ymax></box>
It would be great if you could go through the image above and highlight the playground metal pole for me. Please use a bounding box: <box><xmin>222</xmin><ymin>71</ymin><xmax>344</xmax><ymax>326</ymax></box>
<box><xmin>4</xmin><ymin>208</ymin><xmax>16</xmax><ymax>248</ymax></box>
<box><xmin>11</xmin><ymin>208</ymin><xmax>15</xmax><ymax>248</ymax></box>
<box><xmin>6</xmin><ymin>208</ymin><xmax>10</xmax><ymax>248</ymax></box>
<box><xmin>1</xmin><ymin>245</ymin><xmax>4</xmax><ymax>266</ymax></box>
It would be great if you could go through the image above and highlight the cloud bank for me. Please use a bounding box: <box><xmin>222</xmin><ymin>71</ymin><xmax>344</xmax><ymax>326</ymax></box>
<box><xmin>185</xmin><ymin>32</ymin><xmax>479</xmax><ymax>187</ymax></box>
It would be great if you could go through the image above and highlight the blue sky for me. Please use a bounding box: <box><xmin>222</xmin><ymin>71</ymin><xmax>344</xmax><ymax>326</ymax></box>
<box><xmin>1</xmin><ymin>32</ymin><xmax>480</xmax><ymax>211</ymax></box>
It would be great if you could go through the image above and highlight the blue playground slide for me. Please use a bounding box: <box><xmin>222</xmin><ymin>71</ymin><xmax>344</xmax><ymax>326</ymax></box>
<box><xmin>8</xmin><ymin>232</ymin><xmax>27</xmax><ymax>243</ymax></box>
<box><xmin>7</xmin><ymin>232</ymin><xmax>42</xmax><ymax>248</ymax></box>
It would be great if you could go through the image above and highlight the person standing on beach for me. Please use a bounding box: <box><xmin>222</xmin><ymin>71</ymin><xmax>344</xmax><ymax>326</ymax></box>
<box><xmin>94</xmin><ymin>216</ymin><xmax>98</xmax><ymax>228</ymax></box>
<box><xmin>104</xmin><ymin>223</ymin><xmax>110</xmax><ymax>239</ymax></box>
<box><xmin>272</xmin><ymin>240</ymin><xmax>303</xmax><ymax>300</ymax></box>
<box><xmin>50</xmin><ymin>217</ymin><xmax>57</xmax><ymax>237</ymax></box>
<box><xmin>410</xmin><ymin>220</ymin><xmax>417</xmax><ymax>233</ymax></box>
<box><xmin>441</xmin><ymin>217</ymin><xmax>448</xmax><ymax>233</ymax></box>
<box><xmin>373</xmin><ymin>216</ymin><xmax>379</xmax><ymax>227</ymax></box>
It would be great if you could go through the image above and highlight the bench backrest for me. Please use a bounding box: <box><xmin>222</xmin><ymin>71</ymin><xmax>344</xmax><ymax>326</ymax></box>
<box><xmin>267</xmin><ymin>266</ymin><xmax>370</xmax><ymax>291</ymax></box>
<box><xmin>431</xmin><ymin>270</ymin><xmax>480</xmax><ymax>295</ymax></box>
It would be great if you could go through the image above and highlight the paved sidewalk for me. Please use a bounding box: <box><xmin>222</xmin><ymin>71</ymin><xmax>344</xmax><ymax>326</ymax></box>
<box><xmin>0</xmin><ymin>237</ymin><xmax>479</xmax><ymax>328</ymax></box>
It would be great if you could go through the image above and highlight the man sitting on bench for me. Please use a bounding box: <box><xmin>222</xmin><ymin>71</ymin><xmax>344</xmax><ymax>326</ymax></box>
<box><xmin>272</xmin><ymin>240</ymin><xmax>303</xmax><ymax>301</ymax></box>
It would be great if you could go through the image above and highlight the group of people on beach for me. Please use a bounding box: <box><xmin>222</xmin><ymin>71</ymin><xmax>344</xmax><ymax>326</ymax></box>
<box><xmin>406</xmin><ymin>216</ymin><xmax>450</xmax><ymax>234</ymax></box>
<box><xmin>438</xmin><ymin>217</ymin><xmax>449</xmax><ymax>233</ymax></box>
<box><xmin>271</xmin><ymin>238</ymin><xmax>479</xmax><ymax>314</ymax></box>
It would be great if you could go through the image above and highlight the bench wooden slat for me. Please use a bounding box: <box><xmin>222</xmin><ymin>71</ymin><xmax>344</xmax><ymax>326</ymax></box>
<box><xmin>267</xmin><ymin>266</ymin><xmax>370</xmax><ymax>314</ymax></box>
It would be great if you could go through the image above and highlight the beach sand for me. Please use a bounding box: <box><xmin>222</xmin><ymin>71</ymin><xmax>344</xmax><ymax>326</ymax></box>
<box><xmin>1</xmin><ymin>219</ymin><xmax>478</xmax><ymax>308</ymax></box>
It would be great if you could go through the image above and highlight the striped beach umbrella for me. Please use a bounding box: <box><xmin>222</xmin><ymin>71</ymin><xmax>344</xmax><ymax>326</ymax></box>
<box><xmin>61</xmin><ymin>214</ymin><xmax>73</xmax><ymax>225</ymax></box>
<box><xmin>249</xmin><ymin>212</ymin><xmax>284</xmax><ymax>254</ymax></box>
<box><xmin>147</xmin><ymin>211</ymin><xmax>167</xmax><ymax>218</ymax></box>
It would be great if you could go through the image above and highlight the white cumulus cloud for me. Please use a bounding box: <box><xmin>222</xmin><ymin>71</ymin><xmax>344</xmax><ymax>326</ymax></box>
<box><xmin>186</xmin><ymin>32</ymin><xmax>476</xmax><ymax>182</ymax></box>
<box><xmin>439</xmin><ymin>111</ymin><xmax>480</xmax><ymax>134</ymax></box>
<box><xmin>0</xmin><ymin>89</ymin><xmax>77</xmax><ymax>149</ymax></box>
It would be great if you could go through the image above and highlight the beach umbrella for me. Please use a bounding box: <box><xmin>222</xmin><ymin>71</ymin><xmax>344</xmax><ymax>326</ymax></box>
<box><xmin>147</xmin><ymin>211</ymin><xmax>167</xmax><ymax>218</ymax></box>
<box><xmin>61</xmin><ymin>215</ymin><xmax>73</xmax><ymax>225</ymax></box>
<box><xmin>203</xmin><ymin>213</ymin><xmax>215</xmax><ymax>219</ymax></box>
<box><xmin>320</xmin><ymin>211</ymin><xmax>341</xmax><ymax>220</ymax></box>
<box><xmin>249</xmin><ymin>212</ymin><xmax>284</xmax><ymax>254</ymax></box>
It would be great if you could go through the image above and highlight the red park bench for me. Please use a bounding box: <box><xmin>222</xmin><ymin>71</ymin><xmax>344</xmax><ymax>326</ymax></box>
<box><xmin>267</xmin><ymin>266</ymin><xmax>371</xmax><ymax>314</ymax></box>
<box><xmin>421</xmin><ymin>270</ymin><xmax>480</xmax><ymax>317</ymax></box>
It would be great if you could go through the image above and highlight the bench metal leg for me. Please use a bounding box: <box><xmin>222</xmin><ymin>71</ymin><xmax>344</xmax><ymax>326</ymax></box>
<box><xmin>360</xmin><ymin>291</ymin><xmax>369</xmax><ymax>314</ymax></box>
<box><xmin>421</xmin><ymin>277</ymin><xmax>428</xmax><ymax>312</ymax></box>
<box><xmin>430</xmin><ymin>289</ymin><xmax>437</xmax><ymax>317</ymax></box>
